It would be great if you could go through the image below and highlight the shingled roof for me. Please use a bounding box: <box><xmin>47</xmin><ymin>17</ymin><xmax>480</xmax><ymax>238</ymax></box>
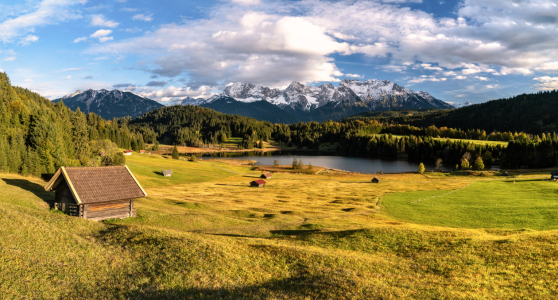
<box><xmin>45</xmin><ymin>166</ymin><xmax>147</xmax><ymax>204</ymax></box>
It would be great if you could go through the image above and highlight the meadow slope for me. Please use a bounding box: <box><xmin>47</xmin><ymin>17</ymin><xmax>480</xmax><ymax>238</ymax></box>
<box><xmin>1</xmin><ymin>154</ymin><xmax>558</xmax><ymax>299</ymax></box>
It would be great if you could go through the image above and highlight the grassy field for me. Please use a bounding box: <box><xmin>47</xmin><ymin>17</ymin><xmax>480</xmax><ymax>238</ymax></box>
<box><xmin>1</xmin><ymin>153</ymin><xmax>558</xmax><ymax>299</ymax></box>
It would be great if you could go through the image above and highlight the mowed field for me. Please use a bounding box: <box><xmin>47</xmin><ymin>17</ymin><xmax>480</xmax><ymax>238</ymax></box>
<box><xmin>1</xmin><ymin>153</ymin><xmax>558</xmax><ymax>299</ymax></box>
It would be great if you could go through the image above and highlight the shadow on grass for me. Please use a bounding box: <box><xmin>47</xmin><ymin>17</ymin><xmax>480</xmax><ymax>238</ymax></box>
<box><xmin>2</xmin><ymin>178</ymin><xmax>54</xmax><ymax>206</ymax></box>
<box><xmin>153</xmin><ymin>171</ymin><xmax>164</xmax><ymax>176</ymax></box>
<box><xmin>270</xmin><ymin>229</ymin><xmax>321</xmax><ymax>236</ymax></box>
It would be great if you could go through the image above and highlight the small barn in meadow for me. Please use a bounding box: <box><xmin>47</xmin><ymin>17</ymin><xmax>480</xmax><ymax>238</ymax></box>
<box><xmin>140</xmin><ymin>150</ymin><xmax>145</xmax><ymax>154</ymax></box>
<box><xmin>44</xmin><ymin>166</ymin><xmax>147</xmax><ymax>221</ymax></box>
<box><xmin>371</xmin><ymin>177</ymin><xmax>380</xmax><ymax>183</ymax></box>
<box><xmin>261</xmin><ymin>173</ymin><xmax>272</xmax><ymax>179</ymax></box>
<box><xmin>551</xmin><ymin>170</ymin><xmax>558</xmax><ymax>180</ymax></box>
<box><xmin>123</xmin><ymin>150</ymin><xmax>133</xmax><ymax>156</ymax></box>
<box><xmin>162</xmin><ymin>170</ymin><xmax>173</xmax><ymax>177</ymax></box>
<box><xmin>250</xmin><ymin>179</ymin><xmax>266</xmax><ymax>188</ymax></box>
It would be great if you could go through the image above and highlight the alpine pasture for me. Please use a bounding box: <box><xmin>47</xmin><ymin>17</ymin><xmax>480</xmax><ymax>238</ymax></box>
<box><xmin>1</xmin><ymin>153</ymin><xmax>558</xmax><ymax>299</ymax></box>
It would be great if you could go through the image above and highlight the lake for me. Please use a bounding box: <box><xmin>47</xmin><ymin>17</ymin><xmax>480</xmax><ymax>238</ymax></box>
<box><xmin>197</xmin><ymin>151</ymin><xmax>498</xmax><ymax>174</ymax></box>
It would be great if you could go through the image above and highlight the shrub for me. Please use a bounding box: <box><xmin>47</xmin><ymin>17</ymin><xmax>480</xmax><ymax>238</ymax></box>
<box><xmin>418</xmin><ymin>163</ymin><xmax>425</xmax><ymax>174</ymax></box>
<box><xmin>113</xmin><ymin>152</ymin><xmax>126</xmax><ymax>165</ymax></box>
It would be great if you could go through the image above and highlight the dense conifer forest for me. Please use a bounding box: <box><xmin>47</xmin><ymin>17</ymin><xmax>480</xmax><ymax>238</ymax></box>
<box><xmin>349</xmin><ymin>90</ymin><xmax>558</xmax><ymax>134</ymax></box>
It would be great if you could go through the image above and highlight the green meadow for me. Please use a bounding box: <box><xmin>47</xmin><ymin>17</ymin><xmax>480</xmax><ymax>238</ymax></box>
<box><xmin>1</xmin><ymin>153</ymin><xmax>558</xmax><ymax>299</ymax></box>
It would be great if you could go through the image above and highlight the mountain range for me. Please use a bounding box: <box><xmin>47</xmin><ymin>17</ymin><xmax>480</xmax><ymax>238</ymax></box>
<box><xmin>54</xmin><ymin>89</ymin><xmax>164</xmax><ymax>120</ymax></box>
<box><xmin>55</xmin><ymin>79</ymin><xmax>453</xmax><ymax>123</ymax></box>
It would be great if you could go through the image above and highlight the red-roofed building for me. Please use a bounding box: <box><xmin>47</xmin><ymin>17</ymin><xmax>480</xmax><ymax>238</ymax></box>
<box><xmin>123</xmin><ymin>150</ymin><xmax>133</xmax><ymax>156</ymax></box>
<box><xmin>250</xmin><ymin>179</ymin><xmax>266</xmax><ymax>188</ymax></box>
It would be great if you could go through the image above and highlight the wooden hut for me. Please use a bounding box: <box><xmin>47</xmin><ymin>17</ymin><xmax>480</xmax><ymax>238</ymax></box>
<box><xmin>371</xmin><ymin>176</ymin><xmax>380</xmax><ymax>183</ymax></box>
<box><xmin>250</xmin><ymin>179</ymin><xmax>266</xmax><ymax>188</ymax></box>
<box><xmin>44</xmin><ymin>166</ymin><xmax>147</xmax><ymax>221</ymax></box>
<box><xmin>140</xmin><ymin>150</ymin><xmax>145</xmax><ymax>154</ymax></box>
<box><xmin>123</xmin><ymin>150</ymin><xmax>133</xmax><ymax>156</ymax></box>
<box><xmin>551</xmin><ymin>170</ymin><xmax>558</xmax><ymax>180</ymax></box>
<box><xmin>261</xmin><ymin>172</ymin><xmax>272</xmax><ymax>179</ymax></box>
<box><xmin>162</xmin><ymin>170</ymin><xmax>173</xmax><ymax>177</ymax></box>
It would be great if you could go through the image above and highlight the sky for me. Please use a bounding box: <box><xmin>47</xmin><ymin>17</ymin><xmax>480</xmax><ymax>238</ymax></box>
<box><xmin>0</xmin><ymin>0</ymin><xmax>557</xmax><ymax>106</ymax></box>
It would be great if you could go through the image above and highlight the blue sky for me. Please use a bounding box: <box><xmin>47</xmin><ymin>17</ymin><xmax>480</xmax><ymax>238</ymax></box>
<box><xmin>0</xmin><ymin>0</ymin><xmax>557</xmax><ymax>106</ymax></box>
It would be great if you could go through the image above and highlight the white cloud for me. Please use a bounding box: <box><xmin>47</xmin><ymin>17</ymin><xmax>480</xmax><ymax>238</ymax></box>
<box><xmin>408</xmin><ymin>75</ymin><xmax>447</xmax><ymax>83</ymax></box>
<box><xmin>90</xmin><ymin>29</ymin><xmax>112</xmax><ymax>38</ymax></box>
<box><xmin>231</xmin><ymin>0</ymin><xmax>261</xmax><ymax>5</ymax></box>
<box><xmin>24</xmin><ymin>79</ymin><xmax>33</xmax><ymax>82</ymax></box>
<box><xmin>61</xmin><ymin>75</ymin><xmax>72</xmax><ymax>80</ymax></box>
<box><xmin>132</xmin><ymin>14</ymin><xmax>153</xmax><ymax>22</ymax></box>
<box><xmin>90</xmin><ymin>14</ymin><xmax>119</xmax><ymax>28</ymax></box>
<box><xmin>136</xmin><ymin>85</ymin><xmax>216</xmax><ymax>101</ymax></box>
<box><xmin>121</xmin><ymin>8</ymin><xmax>137</xmax><ymax>12</ymax></box>
<box><xmin>344</xmin><ymin>73</ymin><xmax>363</xmax><ymax>78</ymax></box>
<box><xmin>486</xmin><ymin>84</ymin><xmax>499</xmax><ymax>89</ymax></box>
<box><xmin>98</xmin><ymin>37</ymin><xmax>113</xmax><ymax>42</ymax></box>
<box><xmin>0</xmin><ymin>0</ymin><xmax>85</xmax><ymax>43</ymax></box>
<box><xmin>3</xmin><ymin>57</ymin><xmax>17</xmax><ymax>61</ymax></box>
<box><xmin>534</xmin><ymin>76</ymin><xmax>558</xmax><ymax>90</ymax></box>
<box><xmin>19</xmin><ymin>35</ymin><xmax>38</xmax><ymax>45</ymax></box>
<box><xmin>455</xmin><ymin>75</ymin><xmax>467</xmax><ymax>80</ymax></box>
<box><xmin>74</xmin><ymin>37</ymin><xmax>87</xmax><ymax>43</ymax></box>
<box><xmin>87</xmin><ymin>0</ymin><xmax>558</xmax><ymax>89</ymax></box>
<box><xmin>474</xmin><ymin>76</ymin><xmax>488</xmax><ymax>81</ymax></box>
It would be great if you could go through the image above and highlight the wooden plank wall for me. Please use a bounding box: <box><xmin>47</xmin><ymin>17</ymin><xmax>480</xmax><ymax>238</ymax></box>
<box><xmin>84</xmin><ymin>199</ymin><xmax>132</xmax><ymax>221</ymax></box>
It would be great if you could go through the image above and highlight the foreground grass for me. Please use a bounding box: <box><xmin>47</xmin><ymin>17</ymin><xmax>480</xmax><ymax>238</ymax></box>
<box><xmin>1</xmin><ymin>154</ymin><xmax>558</xmax><ymax>299</ymax></box>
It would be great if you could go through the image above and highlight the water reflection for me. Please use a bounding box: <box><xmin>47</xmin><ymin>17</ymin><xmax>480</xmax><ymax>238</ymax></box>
<box><xmin>189</xmin><ymin>151</ymin><xmax>498</xmax><ymax>174</ymax></box>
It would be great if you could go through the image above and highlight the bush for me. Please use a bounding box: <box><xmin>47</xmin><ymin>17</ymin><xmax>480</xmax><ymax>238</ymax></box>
<box><xmin>189</xmin><ymin>155</ymin><xmax>197</xmax><ymax>162</ymax></box>
<box><xmin>418</xmin><ymin>163</ymin><xmax>425</xmax><ymax>174</ymax></box>
<box><xmin>113</xmin><ymin>152</ymin><xmax>126</xmax><ymax>165</ymax></box>
<box><xmin>274</xmin><ymin>160</ymin><xmax>279</xmax><ymax>167</ymax></box>
<box><xmin>473</xmin><ymin>157</ymin><xmax>485</xmax><ymax>170</ymax></box>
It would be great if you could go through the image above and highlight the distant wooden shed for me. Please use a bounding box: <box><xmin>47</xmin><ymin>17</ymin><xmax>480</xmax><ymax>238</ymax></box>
<box><xmin>261</xmin><ymin>172</ymin><xmax>272</xmax><ymax>179</ymax></box>
<box><xmin>371</xmin><ymin>177</ymin><xmax>380</xmax><ymax>183</ymax></box>
<box><xmin>140</xmin><ymin>150</ymin><xmax>145</xmax><ymax>154</ymax></box>
<box><xmin>44</xmin><ymin>166</ymin><xmax>147</xmax><ymax>221</ymax></box>
<box><xmin>551</xmin><ymin>170</ymin><xmax>558</xmax><ymax>180</ymax></box>
<box><xmin>123</xmin><ymin>150</ymin><xmax>133</xmax><ymax>156</ymax></box>
<box><xmin>162</xmin><ymin>170</ymin><xmax>173</xmax><ymax>177</ymax></box>
<box><xmin>251</xmin><ymin>179</ymin><xmax>266</xmax><ymax>188</ymax></box>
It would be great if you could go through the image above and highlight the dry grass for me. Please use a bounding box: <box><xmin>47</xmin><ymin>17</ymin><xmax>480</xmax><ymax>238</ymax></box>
<box><xmin>1</xmin><ymin>154</ymin><xmax>557</xmax><ymax>299</ymax></box>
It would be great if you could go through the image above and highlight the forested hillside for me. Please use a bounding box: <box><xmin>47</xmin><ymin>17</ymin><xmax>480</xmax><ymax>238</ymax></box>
<box><xmin>0</xmin><ymin>73</ymin><xmax>151</xmax><ymax>176</ymax></box>
<box><xmin>350</xmin><ymin>90</ymin><xmax>558</xmax><ymax>134</ymax></box>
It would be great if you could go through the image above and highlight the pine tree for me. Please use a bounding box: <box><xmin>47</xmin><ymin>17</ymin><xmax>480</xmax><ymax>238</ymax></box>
<box><xmin>298</xmin><ymin>159</ymin><xmax>303</xmax><ymax>169</ymax></box>
<box><xmin>172</xmin><ymin>145</ymin><xmax>179</xmax><ymax>159</ymax></box>
<box><xmin>418</xmin><ymin>163</ymin><xmax>425</xmax><ymax>174</ymax></box>
<box><xmin>292</xmin><ymin>155</ymin><xmax>298</xmax><ymax>169</ymax></box>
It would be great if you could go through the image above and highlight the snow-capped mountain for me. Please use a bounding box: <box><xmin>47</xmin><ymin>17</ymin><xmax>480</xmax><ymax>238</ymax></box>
<box><xmin>452</xmin><ymin>102</ymin><xmax>472</xmax><ymax>108</ymax></box>
<box><xmin>181</xmin><ymin>96</ymin><xmax>208</xmax><ymax>106</ymax></box>
<box><xmin>202</xmin><ymin>79</ymin><xmax>453</xmax><ymax>121</ymax></box>
<box><xmin>54</xmin><ymin>89</ymin><xmax>164</xmax><ymax>120</ymax></box>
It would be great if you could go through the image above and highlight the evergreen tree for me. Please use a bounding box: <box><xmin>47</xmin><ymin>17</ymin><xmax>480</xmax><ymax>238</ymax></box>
<box><xmin>461</xmin><ymin>158</ymin><xmax>470</xmax><ymax>169</ymax></box>
<box><xmin>298</xmin><ymin>159</ymin><xmax>303</xmax><ymax>169</ymax></box>
<box><xmin>172</xmin><ymin>145</ymin><xmax>179</xmax><ymax>159</ymax></box>
<box><xmin>418</xmin><ymin>163</ymin><xmax>425</xmax><ymax>174</ymax></box>
<box><xmin>292</xmin><ymin>155</ymin><xmax>298</xmax><ymax>169</ymax></box>
<box><xmin>190</xmin><ymin>154</ymin><xmax>197</xmax><ymax>162</ymax></box>
<box><xmin>308</xmin><ymin>162</ymin><xmax>313</xmax><ymax>170</ymax></box>
<box><xmin>274</xmin><ymin>159</ymin><xmax>279</xmax><ymax>167</ymax></box>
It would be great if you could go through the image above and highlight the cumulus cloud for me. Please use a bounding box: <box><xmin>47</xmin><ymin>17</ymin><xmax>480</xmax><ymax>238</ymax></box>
<box><xmin>90</xmin><ymin>29</ymin><xmax>111</xmax><ymax>38</ymax></box>
<box><xmin>87</xmin><ymin>0</ymin><xmax>558</xmax><ymax>89</ymax></box>
<box><xmin>136</xmin><ymin>85</ymin><xmax>215</xmax><ymax>102</ymax></box>
<box><xmin>74</xmin><ymin>37</ymin><xmax>87</xmax><ymax>43</ymax></box>
<box><xmin>90</xmin><ymin>14</ymin><xmax>119</xmax><ymax>28</ymax></box>
<box><xmin>0</xmin><ymin>0</ymin><xmax>85</xmax><ymax>43</ymax></box>
<box><xmin>132</xmin><ymin>14</ymin><xmax>153</xmax><ymax>21</ymax></box>
<box><xmin>19</xmin><ymin>35</ymin><xmax>38</xmax><ymax>45</ymax></box>
<box><xmin>534</xmin><ymin>76</ymin><xmax>558</xmax><ymax>91</ymax></box>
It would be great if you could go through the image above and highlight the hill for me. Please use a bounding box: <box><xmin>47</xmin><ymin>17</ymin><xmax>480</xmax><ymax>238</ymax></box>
<box><xmin>2</xmin><ymin>152</ymin><xmax>558</xmax><ymax>298</ymax></box>
<box><xmin>356</xmin><ymin>90</ymin><xmax>558</xmax><ymax>134</ymax></box>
